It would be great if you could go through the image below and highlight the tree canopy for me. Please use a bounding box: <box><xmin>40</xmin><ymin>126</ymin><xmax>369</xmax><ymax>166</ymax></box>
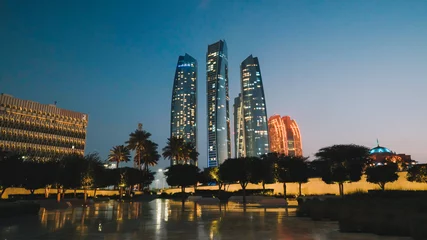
<box><xmin>165</xmin><ymin>164</ymin><xmax>200</xmax><ymax>193</ymax></box>
<box><xmin>315</xmin><ymin>144</ymin><xmax>370</xmax><ymax>195</ymax></box>
<box><xmin>366</xmin><ymin>163</ymin><xmax>399</xmax><ymax>190</ymax></box>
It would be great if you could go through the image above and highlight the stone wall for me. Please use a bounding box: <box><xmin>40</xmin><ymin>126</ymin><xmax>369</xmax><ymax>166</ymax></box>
<box><xmin>164</xmin><ymin>172</ymin><xmax>427</xmax><ymax>195</ymax></box>
<box><xmin>1</xmin><ymin>188</ymin><xmax>131</xmax><ymax>199</ymax></box>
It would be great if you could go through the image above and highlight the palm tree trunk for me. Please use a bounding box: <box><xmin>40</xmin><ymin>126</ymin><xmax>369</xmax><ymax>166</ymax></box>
<box><xmin>138</xmin><ymin>149</ymin><xmax>141</xmax><ymax>170</ymax></box>
<box><xmin>74</xmin><ymin>189</ymin><xmax>77</xmax><ymax>198</ymax></box>
<box><xmin>283</xmin><ymin>182</ymin><xmax>287</xmax><ymax>199</ymax></box>
<box><xmin>84</xmin><ymin>188</ymin><xmax>87</xmax><ymax>204</ymax></box>
<box><xmin>57</xmin><ymin>187</ymin><xmax>61</xmax><ymax>203</ymax></box>
<box><xmin>116</xmin><ymin>160</ymin><xmax>119</xmax><ymax>169</ymax></box>
<box><xmin>298</xmin><ymin>182</ymin><xmax>302</xmax><ymax>196</ymax></box>
<box><xmin>45</xmin><ymin>186</ymin><xmax>50</xmax><ymax>198</ymax></box>
<box><xmin>94</xmin><ymin>188</ymin><xmax>97</xmax><ymax>198</ymax></box>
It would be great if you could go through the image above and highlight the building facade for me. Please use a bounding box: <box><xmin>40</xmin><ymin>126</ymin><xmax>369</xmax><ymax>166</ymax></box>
<box><xmin>0</xmin><ymin>94</ymin><xmax>88</xmax><ymax>159</ymax></box>
<box><xmin>233</xmin><ymin>94</ymin><xmax>245</xmax><ymax>158</ymax></box>
<box><xmin>238</xmin><ymin>55</ymin><xmax>269</xmax><ymax>157</ymax></box>
<box><xmin>282</xmin><ymin>116</ymin><xmax>303</xmax><ymax>156</ymax></box>
<box><xmin>268</xmin><ymin>115</ymin><xmax>303</xmax><ymax>156</ymax></box>
<box><xmin>170</xmin><ymin>54</ymin><xmax>197</xmax><ymax>165</ymax></box>
<box><xmin>268</xmin><ymin>115</ymin><xmax>288</xmax><ymax>155</ymax></box>
<box><xmin>206</xmin><ymin>40</ymin><xmax>231</xmax><ymax>167</ymax></box>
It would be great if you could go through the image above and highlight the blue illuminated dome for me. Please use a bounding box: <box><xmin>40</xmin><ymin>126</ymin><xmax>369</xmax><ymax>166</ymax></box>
<box><xmin>369</xmin><ymin>146</ymin><xmax>392</xmax><ymax>155</ymax></box>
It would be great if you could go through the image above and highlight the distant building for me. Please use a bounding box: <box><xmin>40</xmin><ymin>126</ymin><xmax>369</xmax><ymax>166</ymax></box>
<box><xmin>268</xmin><ymin>115</ymin><xmax>303</xmax><ymax>156</ymax></box>
<box><xmin>170</xmin><ymin>54</ymin><xmax>197</xmax><ymax>165</ymax></box>
<box><xmin>369</xmin><ymin>142</ymin><xmax>416</xmax><ymax>170</ymax></box>
<box><xmin>206</xmin><ymin>40</ymin><xmax>231</xmax><ymax>167</ymax></box>
<box><xmin>282</xmin><ymin>116</ymin><xmax>303</xmax><ymax>157</ymax></box>
<box><xmin>235</xmin><ymin>55</ymin><xmax>269</xmax><ymax>157</ymax></box>
<box><xmin>0</xmin><ymin>93</ymin><xmax>88</xmax><ymax>159</ymax></box>
<box><xmin>268</xmin><ymin>115</ymin><xmax>288</xmax><ymax>155</ymax></box>
<box><xmin>233</xmin><ymin>94</ymin><xmax>245</xmax><ymax>158</ymax></box>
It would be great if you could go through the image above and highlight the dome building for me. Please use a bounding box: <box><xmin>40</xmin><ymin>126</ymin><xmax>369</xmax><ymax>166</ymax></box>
<box><xmin>369</xmin><ymin>140</ymin><xmax>415</xmax><ymax>170</ymax></box>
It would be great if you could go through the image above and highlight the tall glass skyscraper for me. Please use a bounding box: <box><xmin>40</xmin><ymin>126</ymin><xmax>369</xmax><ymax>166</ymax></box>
<box><xmin>170</xmin><ymin>53</ymin><xmax>197</xmax><ymax>165</ymax></box>
<box><xmin>206</xmin><ymin>40</ymin><xmax>231</xmax><ymax>167</ymax></box>
<box><xmin>239</xmin><ymin>55</ymin><xmax>269</xmax><ymax>157</ymax></box>
<box><xmin>233</xmin><ymin>93</ymin><xmax>245</xmax><ymax>158</ymax></box>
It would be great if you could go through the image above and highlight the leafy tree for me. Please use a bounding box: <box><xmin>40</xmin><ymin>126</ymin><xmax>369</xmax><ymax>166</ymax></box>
<box><xmin>276</xmin><ymin>155</ymin><xmax>309</xmax><ymax>198</ymax></box>
<box><xmin>126</xmin><ymin>128</ymin><xmax>151</xmax><ymax>170</ymax></box>
<box><xmin>108</xmin><ymin>145</ymin><xmax>130</xmax><ymax>168</ymax></box>
<box><xmin>59</xmin><ymin>154</ymin><xmax>86</xmax><ymax>197</ymax></box>
<box><xmin>22</xmin><ymin>160</ymin><xmax>47</xmax><ymax>195</ymax></box>
<box><xmin>84</xmin><ymin>153</ymin><xmax>105</xmax><ymax>198</ymax></box>
<box><xmin>162</xmin><ymin>137</ymin><xmax>185</xmax><ymax>164</ymax></box>
<box><xmin>407</xmin><ymin>164</ymin><xmax>427</xmax><ymax>184</ymax></box>
<box><xmin>366</xmin><ymin>163</ymin><xmax>399</xmax><ymax>190</ymax></box>
<box><xmin>0</xmin><ymin>154</ymin><xmax>24</xmax><ymax>198</ymax></box>
<box><xmin>260</xmin><ymin>153</ymin><xmax>280</xmax><ymax>192</ymax></box>
<box><xmin>315</xmin><ymin>144</ymin><xmax>370</xmax><ymax>196</ymax></box>
<box><xmin>220</xmin><ymin>157</ymin><xmax>262</xmax><ymax>204</ymax></box>
<box><xmin>165</xmin><ymin>164</ymin><xmax>200</xmax><ymax>193</ymax></box>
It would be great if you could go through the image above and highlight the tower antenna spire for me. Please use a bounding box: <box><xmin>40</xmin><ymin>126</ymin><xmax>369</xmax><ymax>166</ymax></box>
<box><xmin>377</xmin><ymin>139</ymin><xmax>380</xmax><ymax>147</ymax></box>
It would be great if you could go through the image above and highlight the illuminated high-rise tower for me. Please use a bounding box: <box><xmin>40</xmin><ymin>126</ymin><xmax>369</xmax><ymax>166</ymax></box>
<box><xmin>268</xmin><ymin>115</ymin><xmax>288</xmax><ymax>155</ymax></box>
<box><xmin>233</xmin><ymin>94</ymin><xmax>245</xmax><ymax>158</ymax></box>
<box><xmin>282</xmin><ymin>116</ymin><xmax>303</xmax><ymax>157</ymax></box>
<box><xmin>170</xmin><ymin>54</ymin><xmax>197</xmax><ymax>165</ymax></box>
<box><xmin>268</xmin><ymin>115</ymin><xmax>303</xmax><ymax>156</ymax></box>
<box><xmin>239</xmin><ymin>55</ymin><xmax>269</xmax><ymax>157</ymax></box>
<box><xmin>206</xmin><ymin>40</ymin><xmax>231</xmax><ymax>167</ymax></box>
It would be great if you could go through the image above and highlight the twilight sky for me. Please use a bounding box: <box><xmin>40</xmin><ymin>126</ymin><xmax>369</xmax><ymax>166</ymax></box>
<box><xmin>1</xmin><ymin>0</ymin><xmax>426</xmax><ymax>170</ymax></box>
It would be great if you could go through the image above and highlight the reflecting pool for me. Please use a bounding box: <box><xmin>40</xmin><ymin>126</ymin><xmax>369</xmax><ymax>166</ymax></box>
<box><xmin>0</xmin><ymin>199</ymin><xmax>411</xmax><ymax>240</ymax></box>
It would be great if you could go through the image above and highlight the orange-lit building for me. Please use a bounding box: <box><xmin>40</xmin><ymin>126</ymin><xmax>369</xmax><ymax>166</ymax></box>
<box><xmin>268</xmin><ymin>115</ymin><xmax>303</xmax><ymax>156</ymax></box>
<box><xmin>0</xmin><ymin>94</ymin><xmax>88</xmax><ymax>159</ymax></box>
<box><xmin>268</xmin><ymin>115</ymin><xmax>288</xmax><ymax>155</ymax></box>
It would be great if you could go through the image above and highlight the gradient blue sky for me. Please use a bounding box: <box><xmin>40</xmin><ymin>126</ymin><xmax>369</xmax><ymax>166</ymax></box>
<box><xmin>1</xmin><ymin>0</ymin><xmax>426</xmax><ymax>170</ymax></box>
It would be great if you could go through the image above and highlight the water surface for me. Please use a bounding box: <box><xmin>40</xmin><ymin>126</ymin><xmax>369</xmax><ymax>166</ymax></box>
<box><xmin>0</xmin><ymin>199</ymin><xmax>411</xmax><ymax>240</ymax></box>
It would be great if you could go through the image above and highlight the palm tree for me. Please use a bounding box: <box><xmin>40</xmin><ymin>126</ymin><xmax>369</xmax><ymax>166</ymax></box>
<box><xmin>138</xmin><ymin>140</ymin><xmax>160</xmax><ymax>172</ymax></box>
<box><xmin>108</xmin><ymin>145</ymin><xmax>130</xmax><ymax>168</ymax></box>
<box><xmin>126</xmin><ymin>129</ymin><xmax>151</xmax><ymax>170</ymax></box>
<box><xmin>184</xmin><ymin>142</ymin><xmax>199</xmax><ymax>165</ymax></box>
<box><xmin>162</xmin><ymin>137</ymin><xmax>185</xmax><ymax>165</ymax></box>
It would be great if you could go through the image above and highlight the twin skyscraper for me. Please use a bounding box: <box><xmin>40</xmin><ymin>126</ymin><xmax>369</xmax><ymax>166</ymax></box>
<box><xmin>170</xmin><ymin>40</ymin><xmax>269</xmax><ymax>167</ymax></box>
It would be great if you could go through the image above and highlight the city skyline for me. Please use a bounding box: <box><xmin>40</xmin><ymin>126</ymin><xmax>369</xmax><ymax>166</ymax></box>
<box><xmin>1</xmin><ymin>1</ymin><xmax>426</xmax><ymax>169</ymax></box>
<box><xmin>170</xmin><ymin>53</ymin><xmax>198</xmax><ymax>165</ymax></box>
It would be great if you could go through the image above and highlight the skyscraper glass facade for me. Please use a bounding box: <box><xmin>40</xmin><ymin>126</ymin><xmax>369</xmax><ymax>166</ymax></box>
<box><xmin>240</xmin><ymin>55</ymin><xmax>269</xmax><ymax>157</ymax></box>
<box><xmin>206</xmin><ymin>40</ymin><xmax>231</xmax><ymax>167</ymax></box>
<box><xmin>170</xmin><ymin>54</ymin><xmax>197</xmax><ymax>165</ymax></box>
<box><xmin>233</xmin><ymin>93</ymin><xmax>245</xmax><ymax>158</ymax></box>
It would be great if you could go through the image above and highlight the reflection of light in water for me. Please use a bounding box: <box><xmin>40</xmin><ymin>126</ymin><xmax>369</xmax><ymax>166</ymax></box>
<box><xmin>164</xmin><ymin>200</ymin><xmax>169</xmax><ymax>221</ymax></box>
<box><xmin>40</xmin><ymin>209</ymin><xmax>47</xmax><ymax>227</ymax></box>
<box><xmin>156</xmin><ymin>199</ymin><xmax>162</xmax><ymax>231</ymax></box>
<box><xmin>209</xmin><ymin>219</ymin><xmax>219</xmax><ymax>239</ymax></box>
<box><xmin>98</xmin><ymin>223</ymin><xmax>102</xmax><ymax>232</ymax></box>
<box><xmin>277</xmin><ymin>210</ymin><xmax>283</xmax><ymax>224</ymax></box>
